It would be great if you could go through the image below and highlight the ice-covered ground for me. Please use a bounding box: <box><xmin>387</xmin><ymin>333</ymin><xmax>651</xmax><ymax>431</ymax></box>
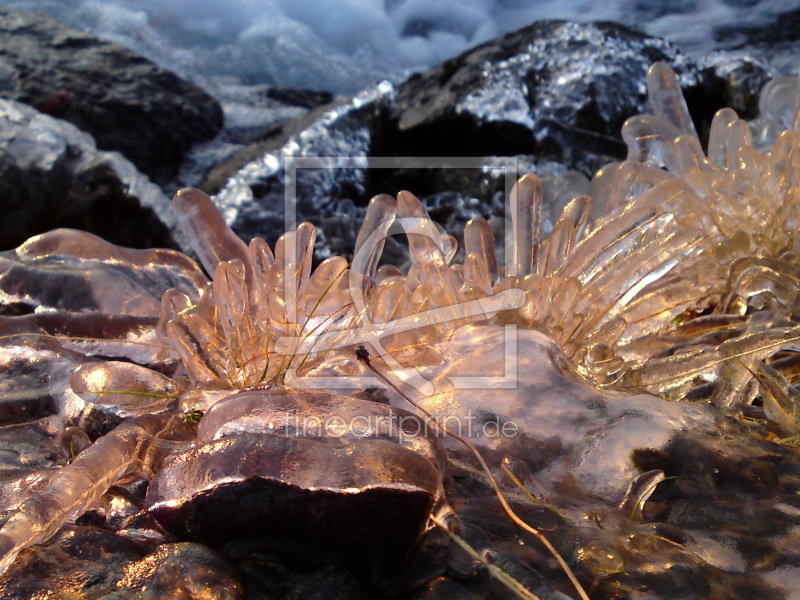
<box><xmin>0</xmin><ymin>0</ymin><xmax>796</xmax><ymax>96</ymax></box>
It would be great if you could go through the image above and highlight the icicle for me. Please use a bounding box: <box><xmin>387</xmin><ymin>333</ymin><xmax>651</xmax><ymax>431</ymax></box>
<box><xmin>0</xmin><ymin>414</ymin><xmax>191</xmax><ymax>576</ymax></box>
<box><xmin>173</xmin><ymin>188</ymin><xmax>249</xmax><ymax>276</ymax></box>
<box><xmin>464</xmin><ymin>217</ymin><xmax>499</xmax><ymax>284</ymax></box>
<box><xmin>509</xmin><ymin>174</ymin><xmax>542</xmax><ymax>278</ymax></box>
<box><xmin>646</xmin><ymin>61</ymin><xmax>698</xmax><ymax>139</ymax></box>
<box><xmin>352</xmin><ymin>194</ymin><xmax>397</xmax><ymax>295</ymax></box>
<box><xmin>708</xmin><ymin>108</ymin><xmax>739</xmax><ymax>167</ymax></box>
<box><xmin>397</xmin><ymin>191</ymin><xmax>460</xmax><ymax>307</ymax></box>
<box><xmin>538</xmin><ymin>194</ymin><xmax>590</xmax><ymax>275</ymax></box>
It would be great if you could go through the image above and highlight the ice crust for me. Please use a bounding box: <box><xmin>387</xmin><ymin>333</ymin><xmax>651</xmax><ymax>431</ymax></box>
<box><xmin>411</xmin><ymin>325</ymin><xmax>717</xmax><ymax>502</ymax></box>
<box><xmin>0</xmin><ymin>62</ymin><xmax>799</xmax><ymax>597</ymax></box>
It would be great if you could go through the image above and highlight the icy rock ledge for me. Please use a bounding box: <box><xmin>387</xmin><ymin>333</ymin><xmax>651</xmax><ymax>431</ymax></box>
<box><xmin>0</xmin><ymin>99</ymin><xmax>182</xmax><ymax>251</ymax></box>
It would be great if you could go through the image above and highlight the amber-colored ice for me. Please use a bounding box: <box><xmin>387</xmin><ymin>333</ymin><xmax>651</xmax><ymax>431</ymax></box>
<box><xmin>1</xmin><ymin>62</ymin><xmax>799</xmax><ymax>591</ymax></box>
<box><xmin>0</xmin><ymin>414</ymin><xmax>190</xmax><ymax>574</ymax></box>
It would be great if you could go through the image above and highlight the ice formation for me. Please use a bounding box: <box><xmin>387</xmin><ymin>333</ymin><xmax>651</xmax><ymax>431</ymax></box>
<box><xmin>0</xmin><ymin>62</ymin><xmax>799</xmax><ymax>597</ymax></box>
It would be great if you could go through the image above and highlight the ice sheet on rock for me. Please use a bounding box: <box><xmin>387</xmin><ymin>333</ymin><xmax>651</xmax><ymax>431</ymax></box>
<box><xmin>0</xmin><ymin>98</ymin><xmax>181</xmax><ymax>248</ymax></box>
<box><xmin>0</xmin><ymin>336</ymin><xmax>82</xmax><ymax>428</ymax></box>
<box><xmin>0</xmin><ymin>413</ymin><xmax>191</xmax><ymax>575</ymax></box>
<box><xmin>0</xmin><ymin>229</ymin><xmax>207</xmax><ymax>316</ymax></box>
<box><xmin>196</xmin><ymin>387</ymin><xmax>447</xmax><ymax>472</ymax></box>
<box><xmin>411</xmin><ymin>325</ymin><xmax>717</xmax><ymax>502</ymax></box>
<box><xmin>0</xmin><ymin>425</ymin><xmax>62</xmax><ymax>480</ymax></box>
<box><xmin>146</xmin><ymin>432</ymin><xmax>441</xmax><ymax>581</ymax></box>
<box><xmin>213</xmin><ymin>81</ymin><xmax>395</xmax><ymax>258</ymax></box>
<box><xmin>69</xmin><ymin>361</ymin><xmax>182</xmax><ymax>430</ymax></box>
<box><xmin>0</xmin><ymin>314</ymin><xmax>168</xmax><ymax>365</ymax></box>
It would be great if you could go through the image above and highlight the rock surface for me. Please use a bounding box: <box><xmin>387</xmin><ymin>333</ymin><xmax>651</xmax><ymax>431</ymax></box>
<box><xmin>206</xmin><ymin>21</ymin><xmax>729</xmax><ymax>262</ymax></box>
<box><xmin>208</xmin><ymin>83</ymin><xmax>390</xmax><ymax>260</ymax></box>
<box><xmin>147</xmin><ymin>388</ymin><xmax>445</xmax><ymax>587</ymax></box>
<box><xmin>700</xmin><ymin>54</ymin><xmax>774</xmax><ymax>120</ymax></box>
<box><xmin>391</xmin><ymin>20</ymin><xmax>700</xmax><ymax>175</ymax></box>
<box><xmin>0</xmin><ymin>99</ymin><xmax>180</xmax><ymax>250</ymax></box>
<box><xmin>0</xmin><ymin>527</ymin><xmax>242</xmax><ymax>600</ymax></box>
<box><xmin>0</xmin><ymin>8</ymin><xmax>223</xmax><ymax>185</ymax></box>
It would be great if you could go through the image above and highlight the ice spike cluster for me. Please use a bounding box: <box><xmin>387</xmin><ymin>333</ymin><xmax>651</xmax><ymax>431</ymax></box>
<box><xmin>0</xmin><ymin>62</ymin><xmax>799</xmax><ymax>591</ymax></box>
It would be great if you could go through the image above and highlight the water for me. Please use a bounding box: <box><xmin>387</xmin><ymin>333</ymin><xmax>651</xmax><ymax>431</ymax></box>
<box><xmin>0</xmin><ymin>0</ymin><xmax>796</xmax><ymax>97</ymax></box>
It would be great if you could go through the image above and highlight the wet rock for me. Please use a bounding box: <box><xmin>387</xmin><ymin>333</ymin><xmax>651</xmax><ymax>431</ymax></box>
<box><xmin>149</xmin><ymin>433</ymin><xmax>440</xmax><ymax>584</ymax></box>
<box><xmin>391</xmin><ymin>20</ymin><xmax>706</xmax><ymax>177</ymax></box>
<box><xmin>634</xmin><ymin>427</ymin><xmax>800</xmax><ymax>562</ymax></box>
<box><xmin>108</xmin><ymin>542</ymin><xmax>244</xmax><ymax>600</ymax></box>
<box><xmin>207</xmin><ymin>83</ymin><xmax>391</xmax><ymax>259</ymax></box>
<box><xmin>0</xmin><ymin>8</ymin><xmax>223</xmax><ymax>184</ymax></box>
<box><xmin>204</xmin><ymin>21</ymin><xmax>732</xmax><ymax>263</ymax></box>
<box><xmin>180</xmin><ymin>82</ymin><xmax>334</xmax><ymax>190</ymax></box>
<box><xmin>712</xmin><ymin>6</ymin><xmax>800</xmax><ymax>74</ymax></box>
<box><xmin>0</xmin><ymin>99</ymin><xmax>179</xmax><ymax>250</ymax></box>
<box><xmin>0</xmin><ymin>526</ymin><xmax>143</xmax><ymax>599</ymax></box>
<box><xmin>0</xmin><ymin>526</ymin><xmax>241</xmax><ymax>600</ymax></box>
<box><xmin>264</xmin><ymin>86</ymin><xmax>335</xmax><ymax>111</ymax></box>
<box><xmin>148</xmin><ymin>389</ymin><xmax>445</xmax><ymax>586</ymax></box>
<box><xmin>416</xmin><ymin>577</ymin><xmax>487</xmax><ymax>600</ymax></box>
<box><xmin>239</xmin><ymin>560</ymin><xmax>373</xmax><ymax>600</ymax></box>
<box><xmin>0</xmin><ymin>423</ymin><xmax>61</xmax><ymax>478</ymax></box>
<box><xmin>700</xmin><ymin>53</ymin><xmax>774</xmax><ymax>119</ymax></box>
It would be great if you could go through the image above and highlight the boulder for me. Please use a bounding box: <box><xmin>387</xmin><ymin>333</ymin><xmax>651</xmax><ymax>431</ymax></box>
<box><xmin>0</xmin><ymin>8</ymin><xmax>223</xmax><ymax>185</ymax></box>
<box><xmin>147</xmin><ymin>388</ymin><xmax>446</xmax><ymax>586</ymax></box>
<box><xmin>712</xmin><ymin>5</ymin><xmax>800</xmax><ymax>75</ymax></box>
<box><xmin>391</xmin><ymin>20</ymin><xmax>704</xmax><ymax>176</ymax></box>
<box><xmin>0</xmin><ymin>99</ymin><xmax>178</xmax><ymax>250</ymax></box>
<box><xmin>205</xmin><ymin>21</ymin><xmax>732</xmax><ymax>262</ymax></box>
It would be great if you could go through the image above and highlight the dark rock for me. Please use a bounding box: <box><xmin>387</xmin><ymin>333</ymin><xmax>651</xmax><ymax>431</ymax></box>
<box><xmin>0</xmin><ymin>421</ymin><xmax>61</xmax><ymax>478</ymax></box>
<box><xmin>713</xmin><ymin>6</ymin><xmax>800</xmax><ymax>73</ymax></box>
<box><xmin>204</xmin><ymin>21</ymin><xmax>732</xmax><ymax>263</ymax></box>
<box><xmin>0</xmin><ymin>526</ymin><xmax>242</xmax><ymax>600</ymax></box>
<box><xmin>148</xmin><ymin>388</ymin><xmax>445</xmax><ymax>588</ymax></box>
<box><xmin>108</xmin><ymin>542</ymin><xmax>244</xmax><ymax>600</ymax></box>
<box><xmin>416</xmin><ymin>577</ymin><xmax>487</xmax><ymax>599</ymax></box>
<box><xmin>148</xmin><ymin>433</ymin><xmax>440</xmax><ymax>585</ymax></box>
<box><xmin>721</xmin><ymin>6</ymin><xmax>800</xmax><ymax>46</ymax></box>
<box><xmin>0</xmin><ymin>8</ymin><xmax>223</xmax><ymax>184</ymax></box>
<box><xmin>207</xmin><ymin>83</ymin><xmax>390</xmax><ymax>259</ymax></box>
<box><xmin>700</xmin><ymin>54</ymin><xmax>774</xmax><ymax>119</ymax></box>
<box><xmin>265</xmin><ymin>86</ymin><xmax>335</xmax><ymax>110</ymax></box>
<box><xmin>391</xmin><ymin>20</ymin><xmax>703</xmax><ymax>177</ymax></box>
<box><xmin>239</xmin><ymin>559</ymin><xmax>374</xmax><ymax>600</ymax></box>
<box><xmin>0</xmin><ymin>98</ymin><xmax>180</xmax><ymax>250</ymax></box>
<box><xmin>0</xmin><ymin>526</ymin><xmax>143</xmax><ymax>599</ymax></box>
